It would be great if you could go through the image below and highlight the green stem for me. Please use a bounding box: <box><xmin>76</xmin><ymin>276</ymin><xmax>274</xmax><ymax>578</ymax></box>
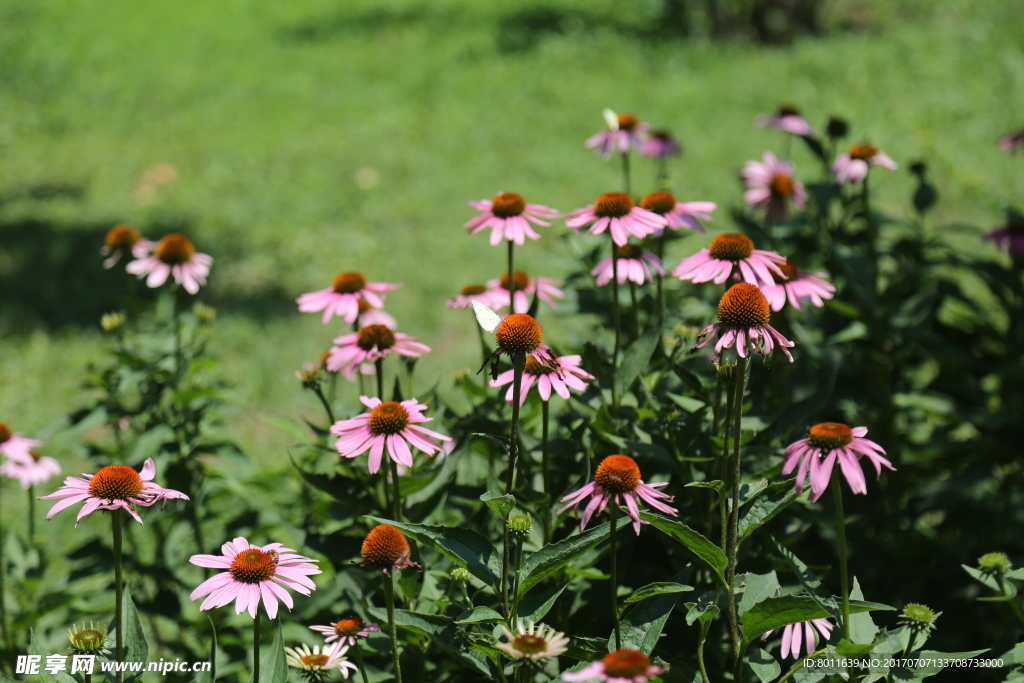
<box><xmin>541</xmin><ymin>399</ymin><xmax>551</xmax><ymax>543</ymax></box>
<box><xmin>832</xmin><ymin>474</ymin><xmax>851</xmax><ymax>641</ymax></box>
<box><xmin>476</xmin><ymin>317</ymin><xmax>490</xmax><ymax>373</ymax></box>
<box><xmin>352</xmin><ymin>642</ymin><xmax>370</xmax><ymax>683</ymax></box>
<box><xmin>112</xmin><ymin>509</ymin><xmax>124</xmax><ymax>683</ymax></box>
<box><xmin>508</xmin><ymin>241</ymin><xmax>516</xmax><ymax>311</ymax></box>
<box><xmin>696</xmin><ymin>619</ymin><xmax>712</xmax><ymax>683</ymax></box>
<box><xmin>390</xmin><ymin>457</ymin><xmax>402</xmax><ymax>523</ymax></box>
<box><xmin>505</xmin><ymin>354</ymin><xmax>525</xmax><ymax>495</ymax></box>
<box><xmin>718</xmin><ymin>373</ymin><xmax>734</xmax><ymax>550</ymax></box>
<box><xmin>610</xmin><ymin>239</ymin><xmax>622</xmax><ymax>412</ymax></box>
<box><xmin>621</xmin><ymin>150</ymin><xmax>632</xmax><ymax>198</ymax></box>
<box><xmin>511</xmin><ymin>535</ymin><xmax>524</xmax><ymax>625</ymax></box>
<box><xmin>610</xmin><ymin>503</ymin><xmax>622</xmax><ymax>650</ymax></box>
<box><xmin>501</xmin><ymin>526</ymin><xmax>511</xmax><ymax>620</ymax></box>
<box><xmin>253</xmin><ymin>610</ymin><xmax>261</xmax><ymax>682</ymax></box>
<box><xmin>375</xmin><ymin>359</ymin><xmax>385</xmax><ymax>400</ymax></box>
<box><xmin>656</xmin><ymin>232</ymin><xmax>667</xmax><ymax>332</ymax></box>
<box><xmin>172</xmin><ymin>286</ymin><xmax>182</xmax><ymax>383</ymax></box>
<box><xmin>28</xmin><ymin>485</ymin><xmax>35</xmax><ymax>541</ymax></box>
<box><xmin>776</xmin><ymin>647</ymin><xmax>827</xmax><ymax>683</ymax></box>
<box><xmin>383</xmin><ymin>572</ymin><xmax>403</xmax><ymax>683</ymax></box>
<box><xmin>725</xmin><ymin>357</ymin><xmax>750</xmax><ymax>670</ymax></box>
<box><xmin>1008</xmin><ymin>598</ymin><xmax>1024</xmax><ymax>629</ymax></box>
<box><xmin>629</xmin><ymin>281</ymin><xmax>639</xmax><ymax>339</ymax></box>
<box><xmin>312</xmin><ymin>384</ymin><xmax>335</xmax><ymax>426</ymax></box>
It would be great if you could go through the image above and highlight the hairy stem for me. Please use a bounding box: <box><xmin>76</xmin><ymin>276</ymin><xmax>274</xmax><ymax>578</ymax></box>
<box><xmin>253</xmin><ymin>610</ymin><xmax>261</xmax><ymax>683</ymax></box>
<box><xmin>610</xmin><ymin>239</ymin><xmax>622</xmax><ymax>412</ymax></box>
<box><xmin>113</xmin><ymin>509</ymin><xmax>124</xmax><ymax>683</ymax></box>
<box><xmin>351</xmin><ymin>641</ymin><xmax>370</xmax><ymax>683</ymax></box>
<box><xmin>610</xmin><ymin>503</ymin><xmax>622</xmax><ymax>650</ymax></box>
<box><xmin>832</xmin><ymin>474</ymin><xmax>851</xmax><ymax>640</ymax></box>
<box><xmin>383</xmin><ymin>572</ymin><xmax>403</xmax><ymax>683</ymax></box>
<box><xmin>725</xmin><ymin>357</ymin><xmax>750</xmax><ymax>670</ymax></box>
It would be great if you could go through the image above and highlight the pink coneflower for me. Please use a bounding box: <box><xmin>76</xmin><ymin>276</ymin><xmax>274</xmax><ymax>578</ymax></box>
<box><xmin>189</xmin><ymin>537</ymin><xmax>321</xmax><ymax>619</ymax></box>
<box><xmin>297</xmin><ymin>272</ymin><xmax>401</xmax><ymax>325</ymax></box>
<box><xmin>832</xmin><ymin>143</ymin><xmax>897</xmax><ymax>184</ymax></box>
<box><xmin>486</xmin><ymin>271</ymin><xmax>565</xmax><ymax>313</ymax></box>
<box><xmin>40</xmin><ymin>458</ymin><xmax>188</xmax><ymax>526</ymax></box>
<box><xmin>566</xmin><ymin>193</ymin><xmax>667</xmax><ymax>247</ymax></box>
<box><xmin>126</xmin><ymin>233</ymin><xmax>213</xmax><ymax>295</ymax></box>
<box><xmin>592</xmin><ymin>244</ymin><xmax>663</xmax><ymax>286</ymax></box>
<box><xmin>0</xmin><ymin>450</ymin><xmax>61</xmax><ymax>489</ymax></box>
<box><xmin>692</xmin><ymin>283</ymin><xmax>795</xmax><ymax>362</ymax></box>
<box><xmin>358</xmin><ymin>524</ymin><xmax>421</xmax><ymax>575</ymax></box>
<box><xmin>782</xmin><ymin>423</ymin><xmax>894</xmax><ymax>502</ymax></box>
<box><xmin>326</xmin><ymin>325</ymin><xmax>430</xmax><ymax>381</ymax></box>
<box><xmin>641</xmin><ymin>130</ymin><xmax>681</xmax><ymax>159</ymax></box>
<box><xmin>983</xmin><ymin>214</ymin><xmax>1024</xmax><ymax>256</ymax></box>
<box><xmin>285</xmin><ymin>644</ymin><xmax>358</xmax><ymax>680</ymax></box>
<box><xmin>760</xmin><ymin>259</ymin><xmax>836</xmax><ymax>311</ymax></box>
<box><xmin>465</xmin><ymin>192</ymin><xmax>559</xmax><ymax>246</ymax></box>
<box><xmin>757</xmin><ymin>106</ymin><xmax>816</xmax><ymax>137</ymax></box>
<box><xmin>310</xmin><ymin>617</ymin><xmax>380</xmax><ymax>664</ymax></box>
<box><xmin>998</xmin><ymin>129</ymin><xmax>1024</xmax><ymax>153</ymax></box>
<box><xmin>640</xmin><ymin>191</ymin><xmax>716</xmax><ymax>235</ymax></box>
<box><xmin>586</xmin><ymin>109</ymin><xmax>650</xmax><ymax>159</ymax></box>
<box><xmin>762</xmin><ymin>618</ymin><xmax>833</xmax><ymax>659</ymax></box>
<box><xmin>354</xmin><ymin>297</ymin><xmax>397</xmax><ymax>329</ymax></box>
<box><xmin>742</xmin><ymin>152</ymin><xmax>808</xmax><ymax>220</ymax></box>
<box><xmin>101</xmin><ymin>225</ymin><xmax>149</xmax><ymax>269</ymax></box>
<box><xmin>447</xmin><ymin>284</ymin><xmax>501</xmax><ymax>310</ymax></box>
<box><xmin>491</xmin><ymin>354</ymin><xmax>593</xmax><ymax>405</ymax></box>
<box><xmin>477</xmin><ymin>310</ymin><xmax>560</xmax><ymax>375</ymax></box>
<box><xmin>0</xmin><ymin>423</ymin><xmax>43</xmax><ymax>462</ymax></box>
<box><xmin>562</xmin><ymin>649</ymin><xmax>666</xmax><ymax>682</ymax></box>
<box><xmin>672</xmin><ymin>233</ymin><xmax>786</xmax><ymax>286</ymax></box>
<box><xmin>495</xmin><ymin>620</ymin><xmax>569</xmax><ymax>661</ymax></box>
<box><xmin>558</xmin><ymin>455</ymin><xmax>677</xmax><ymax>535</ymax></box>
<box><xmin>331</xmin><ymin>397</ymin><xmax>451</xmax><ymax>474</ymax></box>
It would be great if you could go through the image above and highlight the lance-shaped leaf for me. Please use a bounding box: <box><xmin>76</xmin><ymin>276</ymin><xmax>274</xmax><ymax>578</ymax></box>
<box><xmin>611</xmin><ymin>571</ymin><xmax>689</xmax><ymax>654</ymax></box>
<box><xmin>518</xmin><ymin>522</ymin><xmax>610</xmax><ymax>597</ymax></box>
<box><xmin>519</xmin><ymin>584</ymin><xmax>568</xmax><ymax>624</ymax></box>
<box><xmin>247</xmin><ymin>621</ymin><xmax>286</xmax><ymax>683</ymax></box>
<box><xmin>480</xmin><ymin>490</ymin><xmax>515</xmax><ymax>519</ymax></box>
<box><xmin>616</xmin><ymin>332</ymin><xmax>660</xmax><ymax>398</ymax></box>
<box><xmin>739</xmin><ymin>480</ymin><xmax>799</xmax><ymax>541</ymax></box>
<box><xmin>365</xmin><ymin>516</ymin><xmax>501</xmax><ymax>592</ymax></box>
<box><xmin>624</xmin><ymin>582</ymin><xmax>693</xmax><ymax>607</ymax></box>
<box><xmin>740</xmin><ymin>594</ymin><xmax>893</xmax><ymax>650</ymax></box>
<box><xmin>770</xmin><ymin>535</ymin><xmax>840</xmax><ymax>621</ymax></box>
<box><xmin>642</xmin><ymin>512</ymin><xmax>727</xmax><ymax>586</ymax></box>
<box><xmin>749</xmin><ymin>648</ymin><xmax>781</xmax><ymax>683</ymax></box>
<box><xmin>368</xmin><ymin>608</ymin><xmax>492</xmax><ymax>675</ymax></box>
<box><xmin>192</xmin><ymin>617</ymin><xmax>217</xmax><ymax>683</ymax></box>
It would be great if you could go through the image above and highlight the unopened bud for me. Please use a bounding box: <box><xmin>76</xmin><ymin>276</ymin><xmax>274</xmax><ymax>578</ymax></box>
<box><xmin>450</xmin><ymin>567</ymin><xmax>472</xmax><ymax>584</ymax></box>
<box><xmin>100</xmin><ymin>311</ymin><xmax>126</xmax><ymax>332</ymax></box>
<box><xmin>978</xmin><ymin>552</ymin><xmax>1011</xmax><ymax>575</ymax></box>
<box><xmin>507</xmin><ymin>511</ymin><xmax>532</xmax><ymax>537</ymax></box>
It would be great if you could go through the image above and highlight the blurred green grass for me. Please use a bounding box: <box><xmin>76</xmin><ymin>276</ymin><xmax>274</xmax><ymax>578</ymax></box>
<box><xmin>2</xmin><ymin>0</ymin><xmax>1023</xmax><ymax>462</ymax></box>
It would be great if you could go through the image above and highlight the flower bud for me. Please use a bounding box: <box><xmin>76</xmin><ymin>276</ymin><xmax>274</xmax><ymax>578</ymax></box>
<box><xmin>507</xmin><ymin>511</ymin><xmax>533</xmax><ymax>538</ymax></box>
<box><xmin>194</xmin><ymin>303</ymin><xmax>217</xmax><ymax>323</ymax></box>
<box><xmin>978</xmin><ymin>552</ymin><xmax>1011</xmax><ymax>575</ymax></box>
<box><xmin>100</xmin><ymin>311</ymin><xmax>126</xmax><ymax>333</ymax></box>
<box><xmin>450</xmin><ymin>567</ymin><xmax>472</xmax><ymax>584</ymax></box>
<box><xmin>68</xmin><ymin>622</ymin><xmax>110</xmax><ymax>656</ymax></box>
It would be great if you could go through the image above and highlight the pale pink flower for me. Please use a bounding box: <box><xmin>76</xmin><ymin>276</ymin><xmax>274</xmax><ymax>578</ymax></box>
<box><xmin>586</xmin><ymin>109</ymin><xmax>650</xmax><ymax>159</ymax></box>
<box><xmin>296</xmin><ymin>272</ymin><xmax>400</xmax><ymax>325</ymax></box>
<box><xmin>639</xmin><ymin>191</ymin><xmax>716</xmax><ymax>235</ymax></box>
<box><xmin>326</xmin><ymin>325</ymin><xmax>430</xmax><ymax>381</ymax></box>
<box><xmin>640</xmin><ymin>130</ymin><xmax>681</xmax><ymax>159</ymax></box>
<box><xmin>692</xmin><ymin>284</ymin><xmax>794</xmax><ymax>363</ymax></box>
<box><xmin>742</xmin><ymin>152</ymin><xmax>808</xmax><ymax>220</ymax></box>
<box><xmin>495</xmin><ymin>620</ymin><xmax>568</xmax><ymax>661</ymax></box>
<box><xmin>126</xmin><ymin>233</ymin><xmax>213</xmax><ymax>294</ymax></box>
<box><xmin>0</xmin><ymin>423</ymin><xmax>43</xmax><ymax>463</ymax></box>
<box><xmin>760</xmin><ymin>259</ymin><xmax>836</xmax><ymax>311</ymax></box>
<box><xmin>285</xmin><ymin>643</ymin><xmax>357</xmax><ymax>679</ymax></box>
<box><xmin>356</xmin><ymin>306</ymin><xmax>396</xmax><ymax>329</ymax></box>
<box><xmin>763</xmin><ymin>619</ymin><xmax>833</xmax><ymax>659</ymax></box>
<box><xmin>310</xmin><ymin>617</ymin><xmax>380</xmax><ymax>665</ymax></box>
<box><xmin>592</xmin><ymin>245</ymin><xmax>663</xmax><ymax>286</ymax></box>
<box><xmin>491</xmin><ymin>354</ymin><xmax>593</xmax><ymax>405</ymax></box>
<box><xmin>983</xmin><ymin>214</ymin><xmax>1024</xmax><ymax>256</ymax></box>
<box><xmin>465</xmin><ymin>192</ymin><xmax>559</xmax><ymax>246</ymax></box>
<box><xmin>832</xmin><ymin>142</ymin><xmax>897</xmax><ymax>184</ymax></box>
<box><xmin>562</xmin><ymin>649</ymin><xmax>666</xmax><ymax>682</ymax></box>
<box><xmin>447</xmin><ymin>284</ymin><xmax>502</xmax><ymax>310</ymax></box>
<box><xmin>40</xmin><ymin>458</ymin><xmax>188</xmax><ymax>526</ymax></box>
<box><xmin>189</xmin><ymin>537</ymin><xmax>321</xmax><ymax>619</ymax></box>
<box><xmin>331</xmin><ymin>396</ymin><xmax>451</xmax><ymax>474</ymax></box>
<box><xmin>782</xmin><ymin>423</ymin><xmax>894</xmax><ymax>503</ymax></box>
<box><xmin>757</xmin><ymin>106</ymin><xmax>816</xmax><ymax>137</ymax></box>
<box><xmin>558</xmin><ymin>455</ymin><xmax>676</xmax><ymax>535</ymax></box>
<box><xmin>101</xmin><ymin>225</ymin><xmax>149</xmax><ymax>269</ymax></box>
<box><xmin>566</xmin><ymin>192</ymin><xmax>667</xmax><ymax>247</ymax></box>
<box><xmin>0</xmin><ymin>451</ymin><xmax>61</xmax><ymax>489</ymax></box>
<box><xmin>672</xmin><ymin>233</ymin><xmax>786</xmax><ymax>286</ymax></box>
<box><xmin>998</xmin><ymin>129</ymin><xmax>1024</xmax><ymax>153</ymax></box>
<box><xmin>486</xmin><ymin>271</ymin><xmax>564</xmax><ymax>313</ymax></box>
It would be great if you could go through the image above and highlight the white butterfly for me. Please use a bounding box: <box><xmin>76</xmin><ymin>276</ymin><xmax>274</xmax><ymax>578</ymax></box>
<box><xmin>471</xmin><ymin>300</ymin><xmax>502</xmax><ymax>333</ymax></box>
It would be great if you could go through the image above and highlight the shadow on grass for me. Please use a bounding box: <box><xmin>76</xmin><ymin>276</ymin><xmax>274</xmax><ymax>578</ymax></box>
<box><xmin>0</xmin><ymin>215</ymin><xmax>296</xmax><ymax>334</ymax></box>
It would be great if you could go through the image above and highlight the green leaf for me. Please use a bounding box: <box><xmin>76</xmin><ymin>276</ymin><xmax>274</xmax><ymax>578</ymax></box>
<box><xmin>833</xmin><ymin>639</ymin><xmax>875</xmax><ymax>656</ymax></box>
<box><xmin>684</xmin><ymin>590</ymin><xmax>720</xmax><ymax>626</ymax></box>
<box><xmin>366</xmin><ymin>516</ymin><xmax>501</xmax><ymax>592</ymax></box>
<box><xmin>737</xmin><ymin>571</ymin><xmax>780</xmax><ymax>616</ymax></box>
<box><xmin>455</xmin><ymin>606</ymin><xmax>504</xmax><ymax>625</ymax></box>
<box><xmin>480</xmin><ymin>490</ymin><xmax>515</xmax><ymax>519</ymax></box>
<box><xmin>612</xmin><ymin>571</ymin><xmax>688</xmax><ymax>654</ymax></box>
<box><xmin>247</xmin><ymin>621</ymin><xmax>286</xmax><ymax>683</ymax></box>
<box><xmin>120</xmin><ymin>588</ymin><xmax>149</xmax><ymax>669</ymax></box>
<box><xmin>740</xmin><ymin>595</ymin><xmax>893</xmax><ymax>650</ymax></box>
<box><xmin>739</xmin><ymin>480</ymin><xmax>799</xmax><ymax>541</ymax></box>
<box><xmin>894</xmin><ymin>649</ymin><xmax>989</xmax><ymax>679</ymax></box>
<box><xmin>192</xmin><ymin>617</ymin><xmax>217</xmax><ymax>683</ymax></box>
<box><xmin>615</xmin><ymin>332</ymin><xmax>660</xmax><ymax>398</ymax></box>
<box><xmin>624</xmin><ymin>582</ymin><xmax>693</xmax><ymax>606</ymax></box>
<box><xmin>368</xmin><ymin>608</ymin><xmax>491</xmax><ymax>675</ymax></box>
<box><xmin>471</xmin><ymin>432</ymin><xmax>510</xmax><ymax>456</ymax></box>
<box><xmin>667</xmin><ymin>393</ymin><xmax>706</xmax><ymax>413</ymax></box>
<box><xmin>749</xmin><ymin>648</ymin><xmax>781</xmax><ymax>683</ymax></box>
<box><xmin>849</xmin><ymin>577</ymin><xmax>878</xmax><ymax>644</ymax></box>
<box><xmin>963</xmin><ymin>565</ymin><xmax>1017</xmax><ymax>597</ymax></box>
<box><xmin>996</xmin><ymin>642</ymin><xmax>1024</xmax><ymax>664</ymax></box>
<box><xmin>685</xmin><ymin>480</ymin><xmax>724</xmax><ymax>493</ymax></box>
<box><xmin>738</xmin><ymin>479</ymin><xmax>770</xmax><ymax>505</ymax></box>
<box><xmin>29</xmin><ymin>629</ymin><xmax>77</xmax><ymax>683</ymax></box>
<box><xmin>565</xmin><ymin>636</ymin><xmax>609</xmax><ymax>661</ymax></box>
<box><xmin>642</xmin><ymin>513</ymin><xmax>728</xmax><ymax>586</ymax></box>
<box><xmin>519</xmin><ymin>584</ymin><xmax>568</xmax><ymax>624</ymax></box>
<box><xmin>770</xmin><ymin>535</ymin><xmax>840</xmax><ymax>621</ymax></box>
<box><xmin>518</xmin><ymin>522</ymin><xmax>610</xmax><ymax>597</ymax></box>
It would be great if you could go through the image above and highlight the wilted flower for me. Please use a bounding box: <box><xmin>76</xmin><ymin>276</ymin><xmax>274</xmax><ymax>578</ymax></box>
<box><xmin>296</xmin><ymin>272</ymin><xmax>400</xmax><ymax>325</ymax></box>
<box><xmin>566</xmin><ymin>192</ymin><xmax>667</xmax><ymax>247</ymax></box>
<box><xmin>691</xmin><ymin>283</ymin><xmax>795</xmax><ymax>362</ymax></box>
<box><xmin>832</xmin><ymin>143</ymin><xmax>897</xmax><ymax>184</ymax></box>
<box><xmin>189</xmin><ymin>537</ymin><xmax>321</xmax><ymax>619</ymax></box>
<box><xmin>640</xmin><ymin>191</ymin><xmax>716</xmax><ymax>234</ymax></box>
<box><xmin>586</xmin><ymin>109</ymin><xmax>650</xmax><ymax>159</ymax></box>
<box><xmin>562</xmin><ymin>649</ymin><xmax>666</xmax><ymax>682</ymax></box>
<box><xmin>781</xmin><ymin>423</ymin><xmax>895</xmax><ymax>502</ymax></box>
<box><xmin>672</xmin><ymin>233</ymin><xmax>786</xmax><ymax>286</ymax></box>
<box><xmin>126</xmin><ymin>233</ymin><xmax>213</xmax><ymax>294</ymax></box>
<box><xmin>331</xmin><ymin>397</ymin><xmax>451</xmax><ymax>474</ymax></box>
<box><xmin>496</xmin><ymin>620</ymin><xmax>569</xmax><ymax>661</ymax></box>
<box><xmin>759</xmin><ymin>259</ymin><xmax>836</xmax><ymax>311</ymax></box>
<box><xmin>742</xmin><ymin>152</ymin><xmax>808</xmax><ymax>220</ymax></box>
<box><xmin>40</xmin><ymin>458</ymin><xmax>188</xmax><ymax>526</ymax></box>
<box><xmin>0</xmin><ymin>450</ymin><xmax>61</xmax><ymax>489</ymax></box>
<box><xmin>558</xmin><ymin>454</ymin><xmax>677</xmax><ymax>534</ymax></box>
<box><xmin>491</xmin><ymin>354</ymin><xmax>593</xmax><ymax>405</ymax></box>
<box><xmin>757</xmin><ymin>106</ymin><xmax>816</xmax><ymax>137</ymax></box>
<box><xmin>358</xmin><ymin>524</ymin><xmax>421</xmax><ymax>575</ymax></box>
<box><xmin>464</xmin><ymin>192</ymin><xmax>560</xmax><ymax>246</ymax></box>
<box><xmin>762</xmin><ymin>619</ymin><xmax>833</xmax><ymax>660</ymax></box>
